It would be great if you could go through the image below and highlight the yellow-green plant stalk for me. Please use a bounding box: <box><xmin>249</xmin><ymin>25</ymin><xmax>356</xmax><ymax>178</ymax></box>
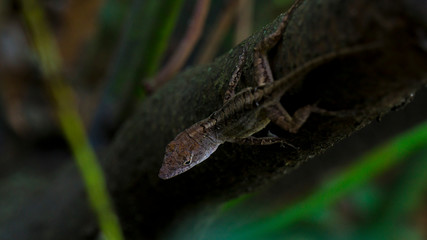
<box><xmin>20</xmin><ymin>0</ymin><xmax>124</xmax><ymax>239</ymax></box>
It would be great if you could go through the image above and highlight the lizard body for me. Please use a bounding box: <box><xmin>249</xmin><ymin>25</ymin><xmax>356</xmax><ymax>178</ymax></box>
<box><xmin>158</xmin><ymin>44</ymin><xmax>375</xmax><ymax>179</ymax></box>
<box><xmin>159</xmin><ymin>1</ymin><xmax>377</xmax><ymax>179</ymax></box>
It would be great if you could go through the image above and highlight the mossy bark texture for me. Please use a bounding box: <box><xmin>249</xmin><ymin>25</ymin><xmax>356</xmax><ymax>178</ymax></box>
<box><xmin>3</xmin><ymin>0</ymin><xmax>426</xmax><ymax>239</ymax></box>
<box><xmin>105</xmin><ymin>0</ymin><xmax>427</xmax><ymax>238</ymax></box>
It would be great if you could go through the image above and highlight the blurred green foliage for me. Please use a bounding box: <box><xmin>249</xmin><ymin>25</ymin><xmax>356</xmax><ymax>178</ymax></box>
<box><xmin>91</xmin><ymin>0</ymin><xmax>186</xmax><ymax>139</ymax></box>
<box><xmin>89</xmin><ymin>1</ymin><xmax>427</xmax><ymax>239</ymax></box>
<box><xmin>105</xmin><ymin>0</ymin><xmax>184</xmax><ymax>100</ymax></box>
<box><xmin>20</xmin><ymin>0</ymin><xmax>124</xmax><ymax>239</ymax></box>
<box><xmin>11</xmin><ymin>0</ymin><xmax>427</xmax><ymax>239</ymax></box>
<box><xmin>168</xmin><ymin>121</ymin><xmax>427</xmax><ymax>240</ymax></box>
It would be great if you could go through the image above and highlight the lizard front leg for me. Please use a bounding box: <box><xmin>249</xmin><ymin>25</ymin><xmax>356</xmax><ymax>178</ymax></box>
<box><xmin>234</xmin><ymin>136</ymin><xmax>296</xmax><ymax>149</ymax></box>
<box><xmin>223</xmin><ymin>49</ymin><xmax>247</xmax><ymax>103</ymax></box>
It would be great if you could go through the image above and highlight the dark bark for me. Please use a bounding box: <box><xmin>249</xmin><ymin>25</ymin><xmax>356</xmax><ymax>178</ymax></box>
<box><xmin>1</xmin><ymin>0</ymin><xmax>426</xmax><ymax>239</ymax></box>
<box><xmin>105</xmin><ymin>0</ymin><xmax>427</xmax><ymax>239</ymax></box>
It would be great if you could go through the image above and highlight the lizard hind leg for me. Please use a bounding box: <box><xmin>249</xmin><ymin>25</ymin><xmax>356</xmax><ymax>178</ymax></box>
<box><xmin>253</xmin><ymin>0</ymin><xmax>304</xmax><ymax>86</ymax></box>
<box><xmin>224</xmin><ymin>0</ymin><xmax>304</xmax><ymax>102</ymax></box>
<box><xmin>266</xmin><ymin>103</ymin><xmax>345</xmax><ymax>134</ymax></box>
<box><xmin>266</xmin><ymin>103</ymin><xmax>317</xmax><ymax>134</ymax></box>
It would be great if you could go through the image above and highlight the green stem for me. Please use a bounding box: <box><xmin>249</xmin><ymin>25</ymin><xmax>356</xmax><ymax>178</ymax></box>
<box><xmin>20</xmin><ymin>1</ymin><xmax>124</xmax><ymax>239</ymax></box>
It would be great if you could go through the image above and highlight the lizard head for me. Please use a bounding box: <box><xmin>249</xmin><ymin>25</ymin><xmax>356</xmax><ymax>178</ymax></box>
<box><xmin>159</xmin><ymin>124</ymin><xmax>221</xmax><ymax>180</ymax></box>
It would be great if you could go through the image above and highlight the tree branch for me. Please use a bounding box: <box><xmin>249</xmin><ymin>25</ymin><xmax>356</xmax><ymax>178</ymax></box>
<box><xmin>104</xmin><ymin>0</ymin><xmax>427</xmax><ymax>238</ymax></box>
<box><xmin>3</xmin><ymin>0</ymin><xmax>426</xmax><ymax>239</ymax></box>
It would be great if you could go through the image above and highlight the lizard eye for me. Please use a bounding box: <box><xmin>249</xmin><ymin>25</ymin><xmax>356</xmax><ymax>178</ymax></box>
<box><xmin>183</xmin><ymin>153</ymin><xmax>193</xmax><ymax>165</ymax></box>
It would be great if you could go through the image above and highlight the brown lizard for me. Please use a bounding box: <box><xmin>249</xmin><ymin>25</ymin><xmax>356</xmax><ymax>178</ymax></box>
<box><xmin>159</xmin><ymin>1</ymin><xmax>378</xmax><ymax>179</ymax></box>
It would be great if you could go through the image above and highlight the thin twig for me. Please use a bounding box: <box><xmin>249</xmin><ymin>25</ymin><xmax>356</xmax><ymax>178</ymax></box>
<box><xmin>234</xmin><ymin>0</ymin><xmax>253</xmax><ymax>45</ymax></box>
<box><xmin>146</xmin><ymin>0</ymin><xmax>211</xmax><ymax>92</ymax></box>
<box><xmin>195</xmin><ymin>0</ymin><xmax>240</xmax><ymax>64</ymax></box>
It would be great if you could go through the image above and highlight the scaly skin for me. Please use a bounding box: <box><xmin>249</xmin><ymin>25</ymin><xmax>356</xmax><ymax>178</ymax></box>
<box><xmin>158</xmin><ymin>1</ymin><xmax>378</xmax><ymax>179</ymax></box>
<box><xmin>158</xmin><ymin>1</ymin><xmax>303</xmax><ymax>180</ymax></box>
